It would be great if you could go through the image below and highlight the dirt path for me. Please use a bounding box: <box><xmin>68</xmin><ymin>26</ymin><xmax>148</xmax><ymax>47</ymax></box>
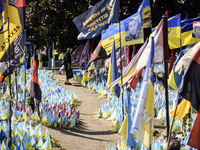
<box><xmin>42</xmin><ymin>75</ymin><xmax>122</xmax><ymax>150</ymax></box>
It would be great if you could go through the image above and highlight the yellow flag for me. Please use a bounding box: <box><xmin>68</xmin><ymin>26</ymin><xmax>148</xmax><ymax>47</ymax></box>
<box><xmin>170</xmin><ymin>99</ymin><xmax>191</xmax><ymax>121</ymax></box>
<box><xmin>118</xmin><ymin>115</ymin><xmax>127</xmax><ymax>138</ymax></box>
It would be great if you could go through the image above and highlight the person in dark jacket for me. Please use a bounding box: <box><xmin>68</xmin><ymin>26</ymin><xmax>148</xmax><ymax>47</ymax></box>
<box><xmin>64</xmin><ymin>48</ymin><xmax>72</xmax><ymax>85</ymax></box>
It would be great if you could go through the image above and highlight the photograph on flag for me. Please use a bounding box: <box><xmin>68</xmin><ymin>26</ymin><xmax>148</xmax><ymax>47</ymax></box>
<box><xmin>121</xmin><ymin>11</ymin><xmax>144</xmax><ymax>47</ymax></box>
<box><xmin>192</xmin><ymin>21</ymin><xmax>200</xmax><ymax>38</ymax></box>
<box><xmin>101</xmin><ymin>11</ymin><xmax>144</xmax><ymax>55</ymax></box>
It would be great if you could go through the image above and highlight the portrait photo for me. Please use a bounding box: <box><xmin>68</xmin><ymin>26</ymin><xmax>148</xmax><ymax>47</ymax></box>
<box><xmin>192</xmin><ymin>21</ymin><xmax>200</xmax><ymax>39</ymax></box>
<box><xmin>125</xmin><ymin>15</ymin><xmax>143</xmax><ymax>41</ymax></box>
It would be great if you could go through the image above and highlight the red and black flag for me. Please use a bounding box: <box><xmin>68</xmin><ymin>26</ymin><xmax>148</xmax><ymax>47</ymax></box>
<box><xmin>30</xmin><ymin>50</ymin><xmax>41</xmax><ymax>101</ymax></box>
<box><xmin>178</xmin><ymin>45</ymin><xmax>200</xmax><ymax>149</ymax></box>
<box><xmin>87</xmin><ymin>40</ymin><xmax>109</xmax><ymax>68</ymax></box>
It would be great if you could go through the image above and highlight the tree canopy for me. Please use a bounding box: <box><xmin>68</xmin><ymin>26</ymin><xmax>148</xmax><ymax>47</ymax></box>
<box><xmin>25</xmin><ymin>0</ymin><xmax>200</xmax><ymax>50</ymax></box>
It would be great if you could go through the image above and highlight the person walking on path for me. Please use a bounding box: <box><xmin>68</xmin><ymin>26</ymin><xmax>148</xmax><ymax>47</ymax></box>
<box><xmin>64</xmin><ymin>48</ymin><xmax>72</xmax><ymax>85</ymax></box>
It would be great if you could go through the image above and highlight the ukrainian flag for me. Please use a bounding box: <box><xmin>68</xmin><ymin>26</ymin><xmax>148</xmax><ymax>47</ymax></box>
<box><xmin>52</xmin><ymin>42</ymin><xmax>57</xmax><ymax>55</ymax></box>
<box><xmin>168</xmin><ymin>14</ymin><xmax>181</xmax><ymax>49</ymax></box>
<box><xmin>175</xmin><ymin>42</ymin><xmax>200</xmax><ymax>73</ymax></box>
<box><xmin>181</xmin><ymin>16</ymin><xmax>200</xmax><ymax>46</ymax></box>
<box><xmin>130</xmin><ymin>37</ymin><xmax>154</xmax><ymax>149</ymax></box>
<box><xmin>120</xmin><ymin>11</ymin><xmax>144</xmax><ymax>47</ymax></box>
<box><xmin>101</xmin><ymin>11</ymin><xmax>144</xmax><ymax>55</ymax></box>
<box><xmin>137</xmin><ymin>0</ymin><xmax>152</xmax><ymax>28</ymax></box>
<box><xmin>168</xmin><ymin>51</ymin><xmax>183</xmax><ymax>91</ymax></box>
<box><xmin>107</xmin><ymin>40</ymin><xmax>120</xmax><ymax>97</ymax></box>
<box><xmin>170</xmin><ymin>94</ymin><xmax>191</xmax><ymax>121</ymax></box>
<box><xmin>118</xmin><ymin>90</ymin><xmax>136</xmax><ymax>147</ymax></box>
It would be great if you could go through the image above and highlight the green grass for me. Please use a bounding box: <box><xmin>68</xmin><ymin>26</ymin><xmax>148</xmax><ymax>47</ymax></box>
<box><xmin>72</xmin><ymin>100</ymin><xmax>81</xmax><ymax>109</ymax></box>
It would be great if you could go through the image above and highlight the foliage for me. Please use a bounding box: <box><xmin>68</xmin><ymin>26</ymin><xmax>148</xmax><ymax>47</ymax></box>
<box><xmin>25</xmin><ymin>0</ymin><xmax>200</xmax><ymax>50</ymax></box>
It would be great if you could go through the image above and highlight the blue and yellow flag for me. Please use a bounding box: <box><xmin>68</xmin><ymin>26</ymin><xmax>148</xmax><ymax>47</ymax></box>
<box><xmin>130</xmin><ymin>37</ymin><xmax>154</xmax><ymax>149</ymax></box>
<box><xmin>168</xmin><ymin>14</ymin><xmax>181</xmax><ymax>49</ymax></box>
<box><xmin>168</xmin><ymin>51</ymin><xmax>183</xmax><ymax>91</ymax></box>
<box><xmin>102</xmin><ymin>11</ymin><xmax>144</xmax><ymax>55</ymax></box>
<box><xmin>170</xmin><ymin>88</ymin><xmax>191</xmax><ymax>121</ymax></box>
<box><xmin>175</xmin><ymin>42</ymin><xmax>200</xmax><ymax>74</ymax></box>
<box><xmin>101</xmin><ymin>23</ymin><xmax>121</xmax><ymax>55</ymax></box>
<box><xmin>73</xmin><ymin>0</ymin><xmax>119</xmax><ymax>40</ymax></box>
<box><xmin>119</xmin><ymin>90</ymin><xmax>136</xmax><ymax>148</ymax></box>
<box><xmin>181</xmin><ymin>16</ymin><xmax>200</xmax><ymax>47</ymax></box>
<box><xmin>120</xmin><ymin>11</ymin><xmax>144</xmax><ymax>48</ymax></box>
<box><xmin>52</xmin><ymin>42</ymin><xmax>57</xmax><ymax>55</ymax></box>
<box><xmin>137</xmin><ymin>0</ymin><xmax>152</xmax><ymax>28</ymax></box>
<box><xmin>107</xmin><ymin>40</ymin><xmax>120</xmax><ymax>97</ymax></box>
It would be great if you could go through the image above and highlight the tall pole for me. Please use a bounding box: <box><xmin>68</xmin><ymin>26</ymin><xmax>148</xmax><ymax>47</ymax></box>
<box><xmin>162</xmin><ymin>14</ymin><xmax>170</xmax><ymax>139</ymax></box>
<box><xmin>24</xmin><ymin>29</ymin><xmax>27</xmax><ymax>106</ymax></box>
<box><xmin>52</xmin><ymin>42</ymin><xmax>55</xmax><ymax>72</ymax></box>
<box><xmin>15</xmin><ymin>68</ymin><xmax>18</xmax><ymax>103</ymax></box>
<box><xmin>118</xmin><ymin>0</ymin><xmax>124</xmax><ymax>120</ymax></box>
<box><xmin>6</xmin><ymin>0</ymin><xmax>12</xmax><ymax>139</ymax></box>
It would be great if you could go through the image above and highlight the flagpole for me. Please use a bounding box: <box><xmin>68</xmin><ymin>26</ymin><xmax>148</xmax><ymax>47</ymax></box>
<box><xmin>167</xmin><ymin>95</ymin><xmax>180</xmax><ymax>150</ymax></box>
<box><xmin>6</xmin><ymin>0</ymin><xmax>12</xmax><ymax>139</ymax></box>
<box><xmin>24</xmin><ymin>29</ymin><xmax>27</xmax><ymax>106</ymax></box>
<box><xmin>162</xmin><ymin>13</ymin><xmax>170</xmax><ymax>139</ymax></box>
<box><xmin>15</xmin><ymin>68</ymin><xmax>18</xmax><ymax>103</ymax></box>
<box><xmin>118</xmin><ymin>0</ymin><xmax>124</xmax><ymax>120</ymax></box>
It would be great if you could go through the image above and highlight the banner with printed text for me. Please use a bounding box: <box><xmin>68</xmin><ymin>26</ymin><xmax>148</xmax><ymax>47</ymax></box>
<box><xmin>73</xmin><ymin>0</ymin><xmax>119</xmax><ymax>40</ymax></box>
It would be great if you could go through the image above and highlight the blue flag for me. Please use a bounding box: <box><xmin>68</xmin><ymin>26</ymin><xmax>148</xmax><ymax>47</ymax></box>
<box><xmin>107</xmin><ymin>40</ymin><xmax>120</xmax><ymax>97</ymax></box>
<box><xmin>73</xmin><ymin>0</ymin><xmax>119</xmax><ymax>40</ymax></box>
<box><xmin>126</xmin><ymin>90</ymin><xmax>136</xmax><ymax>147</ymax></box>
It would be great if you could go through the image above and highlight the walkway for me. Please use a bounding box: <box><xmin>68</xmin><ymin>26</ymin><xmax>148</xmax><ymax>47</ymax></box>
<box><xmin>42</xmin><ymin>75</ymin><xmax>122</xmax><ymax>150</ymax></box>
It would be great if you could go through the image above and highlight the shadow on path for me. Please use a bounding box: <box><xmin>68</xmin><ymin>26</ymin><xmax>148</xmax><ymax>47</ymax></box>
<box><xmin>48</xmin><ymin>124</ymin><xmax>115</xmax><ymax>142</ymax></box>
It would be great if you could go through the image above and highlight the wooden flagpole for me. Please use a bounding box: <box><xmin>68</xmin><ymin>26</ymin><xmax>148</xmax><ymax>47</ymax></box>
<box><xmin>167</xmin><ymin>95</ymin><xmax>180</xmax><ymax>149</ymax></box>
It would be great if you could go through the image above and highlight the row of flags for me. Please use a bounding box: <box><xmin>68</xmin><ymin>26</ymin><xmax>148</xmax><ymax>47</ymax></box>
<box><xmin>103</xmin><ymin>22</ymin><xmax>200</xmax><ymax>149</ymax></box>
<box><xmin>0</xmin><ymin>0</ymin><xmax>41</xmax><ymax>103</ymax></box>
<box><xmin>177</xmin><ymin>44</ymin><xmax>200</xmax><ymax>149</ymax></box>
<box><xmin>1</xmin><ymin>0</ymin><xmax>199</xmax><ymax>148</ymax></box>
<box><xmin>71</xmin><ymin>12</ymin><xmax>200</xmax><ymax>75</ymax></box>
<box><xmin>72</xmin><ymin>1</ymin><xmax>200</xmax><ymax>147</ymax></box>
<box><xmin>73</xmin><ymin>0</ymin><xmax>200</xmax><ymax>59</ymax></box>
